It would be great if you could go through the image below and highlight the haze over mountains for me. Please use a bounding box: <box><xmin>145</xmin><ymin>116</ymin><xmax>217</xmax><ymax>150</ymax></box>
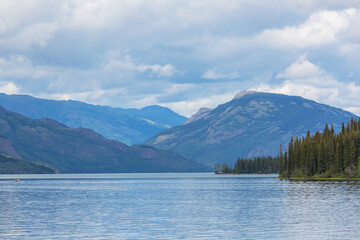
<box><xmin>0</xmin><ymin>105</ymin><xmax>205</xmax><ymax>173</ymax></box>
<box><xmin>0</xmin><ymin>93</ymin><xmax>186</xmax><ymax>145</ymax></box>
<box><xmin>0</xmin><ymin>90</ymin><xmax>358</xmax><ymax>173</ymax></box>
<box><xmin>146</xmin><ymin>91</ymin><xmax>358</xmax><ymax>167</ymax></box>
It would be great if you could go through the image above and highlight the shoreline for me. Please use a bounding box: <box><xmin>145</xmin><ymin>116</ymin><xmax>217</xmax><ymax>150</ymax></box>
<box><xmin>278</xmin><ymin>177</ymin><xmax>360</xmax><ymax>181</ymax></box>
<box><xmin>215</xmin><ymin>173</ymin><xmax>278</xmax><ymax>175</ymax></box>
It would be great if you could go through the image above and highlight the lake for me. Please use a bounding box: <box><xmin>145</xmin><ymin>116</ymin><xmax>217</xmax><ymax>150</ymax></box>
<box><xmin>0</xmin><ymin>173</ymin><xmax>359</xmax><ymax>239</ymax></box>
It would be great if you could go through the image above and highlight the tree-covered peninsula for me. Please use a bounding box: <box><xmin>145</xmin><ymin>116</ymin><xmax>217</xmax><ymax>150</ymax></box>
<box><xmin>215</xmin><ymin>156</ymin><xmax>279</xmax><ymax>174</ymax></box>
<box><xmin>279</xmin><ymin>118</ymin><xmax>360</xmax><ymax>179</ymax></box>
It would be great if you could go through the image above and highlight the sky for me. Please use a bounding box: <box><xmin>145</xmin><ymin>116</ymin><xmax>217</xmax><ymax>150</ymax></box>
<box><xmin>0</xmin><ymin>0</ymin><xmax>360</xmax><ymax>117</ymax></box>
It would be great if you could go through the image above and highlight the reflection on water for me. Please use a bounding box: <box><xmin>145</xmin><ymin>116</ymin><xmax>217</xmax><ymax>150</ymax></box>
<box><xmin>0</xmin><ymin>173</ymin><xmax>359</xmax><ymax>239</ymax></box>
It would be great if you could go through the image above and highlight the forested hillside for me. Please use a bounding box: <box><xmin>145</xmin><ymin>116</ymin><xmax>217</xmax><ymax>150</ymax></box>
<box><xmin>279</xmin><ymin>118</ymin><xmax>360</xmax><ymax>179</ymax></box>
<box><xmin>0</xmin><ymin>154</ymin><xmax>55</xmax><ymax>174</ymax></box>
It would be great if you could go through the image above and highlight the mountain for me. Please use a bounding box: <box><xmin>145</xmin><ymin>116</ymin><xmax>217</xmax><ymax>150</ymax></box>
<box><xmin>123</xmin><ymin>105</ymin><xmax>186</xmax><ymax>127</ymax></box>
<box><xmin>0</xmin><ymin>154</ymin><xmax>56</xmax><ymax>174</ymax></box>
<box><xmin>0</xmin><ymin>93</ymin><xmax>187</xmax><ymax>145</ymax></box>
<box><xmin>0</xmin><ymin>106</ymin><xmax>206</xmax><ymax>173</ymax></box>
<box><xmin>146</xmin><ymin>91</ymin><xmax>358</xmax><ymax>167</ymax></box>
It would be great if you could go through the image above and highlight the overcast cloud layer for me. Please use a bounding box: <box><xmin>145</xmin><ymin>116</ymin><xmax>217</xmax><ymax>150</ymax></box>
<box><xmin>0</xmin><ymin>0</ymin><xmax>360</xmax><ymax>117</ymax></box>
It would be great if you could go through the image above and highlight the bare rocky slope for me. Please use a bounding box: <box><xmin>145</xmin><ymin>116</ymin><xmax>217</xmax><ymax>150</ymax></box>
<box><xmin>146</xmin><ymin>91</ymin><xmax>358</xmax><ymax>167</ymax></box>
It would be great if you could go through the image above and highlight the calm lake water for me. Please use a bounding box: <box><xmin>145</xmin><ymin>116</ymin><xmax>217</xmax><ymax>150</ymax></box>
<box><xmin>1</xmin><ymin>173</ymin><xmax>360</xmax><ymax>239</ymax></box>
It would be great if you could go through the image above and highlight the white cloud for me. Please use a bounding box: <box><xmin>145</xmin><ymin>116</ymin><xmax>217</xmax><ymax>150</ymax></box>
<box><xmin>137</xmin><ymin>64</ymin><xmax>177</xmax><ymax>77</ymax></box>
<box><xmin>0</xmin><ymin>55</ymin><xmax>57</xmax><ymax>80</ymax></box>
<box><xmin>276</xmin><ymin>55</ymin><xmax>323</xmax><ymax>79</ymax></box>
<box><xmin>0</xmin><ymin>53</ymin><xmax>179</xmax><ymax>98</ymax></box>
<box><xmin>37</xmin><ymin>87</ymin><xmax>127</xmax><ymax>104</ymax></box>
<box><xmin>253</xmin><ymin>56</ymin><xmax>360</xmax><ymax>116</ymax></box>
<box><xmin>0</xmin><ymin>1</ymin><xmax>359</xmax><ymax>119</ymax></box>
<box><xmin>0</xmin><ymin>22</ymin><xmax>57</xmax><ymax>50</ymax></box>
<box><xmin>161</xmin><ymin>93</ymin><xmax>235</xmax><ymax>117</ymax></box>
<box><xmin>0</xmin><ymin>1</ymin><xmax>62</xmax><ymax>50</ymax></box>
<box><xmin>104</xmin><ymin>53</ymin><xmax>178</xmax><ymax>78</ymax></box>
<box><xmin>201</xmin><ymin>68</ymin><xmax>240</xmax><ymax>80</ymax></box>
<box><xmin>193</xmin><ymin>8</ymin><xmax>360</xmax><ymax>61</ymax></box>
<box><xmin>0</xmin><ymin>1</ymin><xmax>358</xmax><ymax>55</ymax></box>
<box><xmin>0</xmin><ymin>82</ymin><xmax>20</xmax><ymax>95</ymax></box>
<box><xmin>257</xmin><ymin>8</ymin><xmax>357</xmax><ymax>48</ymax></box>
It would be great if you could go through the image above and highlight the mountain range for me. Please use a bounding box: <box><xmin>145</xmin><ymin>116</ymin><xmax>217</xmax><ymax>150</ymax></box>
<box><xmin>146</xmin><ymin>91</ymin><xmax>358</xmax><ymax>167</ymax></box>
<box><xmin>0</xmin><ymin>105</ymin><xmax>206</xmax><ymax>173</ymax></box>
<box><xmin>1</xmin><ymin>90</ymin><xmax>358</xmax><ymax>173</ymax></box>
<box><xmin>0</xmin><ymin>93</ymin><xmax>186</xmax><ymax>145</ymax></box>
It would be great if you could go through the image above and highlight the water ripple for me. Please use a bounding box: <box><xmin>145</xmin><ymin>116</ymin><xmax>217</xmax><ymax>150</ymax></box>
<box><xmin>0</xmin><ymin>174</ymin><xmax>359</xmax><ymax>239</ymax></box>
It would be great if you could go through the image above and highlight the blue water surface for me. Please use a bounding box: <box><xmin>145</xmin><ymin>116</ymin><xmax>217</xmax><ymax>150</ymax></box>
<box><xmin>0</xmin><ymin>173</ymin><xmax>359</xmax><ymax>239</ymax></box>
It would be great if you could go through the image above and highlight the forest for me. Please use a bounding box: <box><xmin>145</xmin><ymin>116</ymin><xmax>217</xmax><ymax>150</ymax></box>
<box><xmin>215</xmin><ymin>156</ymin><xmax>279</xmax><ymax>174</ymax></box>
<box><xmin>279</xmin><ymin>118</ymin><xmax>360</xmax><ymax>179</ymax></box>
<box><xmin>217</xmin><ymin>118</ymin><xmax>360</xmax><ymax>178</ymax></box>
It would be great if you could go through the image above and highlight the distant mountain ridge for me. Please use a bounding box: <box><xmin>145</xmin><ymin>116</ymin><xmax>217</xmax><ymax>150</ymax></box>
<box><xmin>0</xmin><ymin>93</ymin><xmax>187</xmax><ymax>145</ymax></box>
<box><xmin>146</xmin><ymin>91</ymin><xmax>358</xmax><ymax>167</ymax></box>
<box><xmin>0</xmin><ymin>106</ymin><xmax>206</xmax><ymax>173</ymax></box>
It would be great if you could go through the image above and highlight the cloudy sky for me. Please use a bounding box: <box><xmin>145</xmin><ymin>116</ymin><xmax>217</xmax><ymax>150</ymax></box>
<box><xmin>0</xmin><ymin>0</ymin><xmax>360</xmax><ymax>117</ymax></box>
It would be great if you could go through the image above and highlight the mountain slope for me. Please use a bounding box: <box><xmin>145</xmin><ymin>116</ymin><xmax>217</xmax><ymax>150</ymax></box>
<box><xmin>0</xmin><ymin>106</ymin><xmax>206</xmax><ymax>173</ymax></box>
<box><xmin>0</xmin><ymin>154</ymin><xmax>56</xmax><ymax>174</ymax></box>
<box><xmin>146</xmin><ymin>91</ymin><xmax>358</xmax><ymax>167</ymax></box>
<box><xmin>0</xmin><ymin>154</ymin><xmax>55</xmax><ymax>174</ymax></box>
<box><xmin>0</xmin><ymin>93</ymin><xmax>187</xmax><ymax>145</ymax></box>
<box><xmin>123</xmin><ymin>105</ymin><xmax>186</xmax><ymax>127</ymax></box>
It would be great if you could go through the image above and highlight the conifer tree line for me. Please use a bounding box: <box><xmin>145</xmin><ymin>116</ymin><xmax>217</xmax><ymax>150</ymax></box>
<box><xmin>215</xmin><ymin>156</ymin><xmax>279</xmax><ymax>174</ymax></box>
<box><xmin>279</xmin><ymin>118</ymin><xmax>360</xmax><ymax>178</ymax></box>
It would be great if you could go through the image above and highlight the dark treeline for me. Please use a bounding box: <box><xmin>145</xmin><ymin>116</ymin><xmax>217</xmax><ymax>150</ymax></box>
<box><xmin>280</xmin><ymin>118</ymin><xmax>360</xmax><ymax>178</ymax></box>
<box><xmin>215</xmin><ymin>156</ymin><xmax>279</xmax><ymax>174</ymax></box>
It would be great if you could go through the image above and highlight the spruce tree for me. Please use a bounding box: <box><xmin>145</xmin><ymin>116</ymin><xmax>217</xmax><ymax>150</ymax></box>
<box><xmin>349</xmin><ymin>139</ymin><xmax>356</xmax><ymax>168</ymax></box>
<box><xmin>279</xmin><ymin>144</ymin><xmax>284</xmax><ymax>174</ymax></box>
<box><xmin>318</xmin><ymin>140</ymin><xmax>326</xmax><ymax>174</ymax></box>
<box><xmin>288</xmin><ymin>137</ymin><xmax>294</xmax><ymax>174</ymax></box>
<box><xmin>285</xmin><ymin>152</ymin><xmax>288</xmax><ymax>175</ymax></box>
<box><xmin>334</xmin><ymin>143</ymin><xmax>342</xmax><ymax>174</ymax></box>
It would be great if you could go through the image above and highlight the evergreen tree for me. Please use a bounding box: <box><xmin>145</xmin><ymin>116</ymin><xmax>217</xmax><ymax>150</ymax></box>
<box><xmin>222</xmin><ymin>163</ymin><xmax>227</xmax><ymax>173</ymax></box>
<box><xmin>280</xmin><ymin>118</ymin><xmax>360</xmax><ymax>178</ymax></box>
<box><xmin>284</xmin><ymin>151</ymin><xmax>288</xmax><ymax>175</ymax></box>
<box><xmin>221</xmin><ymin>156</ymin><xmax>280</xmax><ymax>174</ymax></box>
<box><xmin>334</xmin><ymin>143</ymin><xmax>342</xmax><ymax>173</ymax></box>
<box><xmin>288</xmin><ymin>137</ymin><xmax>294</xmax><ymax>174</ymax></box>
<box><xmin>215</xmin><ymin>163</ymin><xmax>221</xmax><ymax>174</ymax></box>
<box><xmin>219</xmin><ymin>118</ymin><xmax>360</xmax><ymax>178</ymax></box>
<box><xmin>318</xmin><ymin>139</ymin><xmax>326</xmax><ymax>174</ymax></box>
<box><xmin>331</xmin><ymin>124</ymin><xmax>335</xmax><ymax>136</ymax></box>
<box><xmin>349</xmin><ymin>140</ymin><xmax>356</xmax><ymax>168</ymax></box>
<box><xmin>279</xmin><ymin>144</ymin><xmax>284</xmax><ymax>174</ymax></box>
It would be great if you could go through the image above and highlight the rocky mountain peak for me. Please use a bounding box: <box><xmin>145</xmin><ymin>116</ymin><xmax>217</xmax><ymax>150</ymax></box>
<box><xmin>185</xmin><ymin>107</ymin><xmax>213</xmax><ymax>124</ymax></box>
<box><xmin>233</xmin><ymin>90</ymin><xmax>257</xmax><ymax>100</ymax></box>
<box><xmin>147</xmin><ymin>92</ymin><xmax>357</xmax><ymax>167</ymax></box>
